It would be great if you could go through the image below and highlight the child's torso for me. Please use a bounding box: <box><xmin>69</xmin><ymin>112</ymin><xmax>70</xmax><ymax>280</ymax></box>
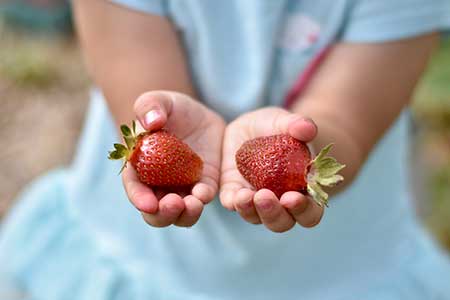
<box><xmin>67</xmin><ymin>1</ymin><xmax>424</xmax><ymax>297</ymax></box>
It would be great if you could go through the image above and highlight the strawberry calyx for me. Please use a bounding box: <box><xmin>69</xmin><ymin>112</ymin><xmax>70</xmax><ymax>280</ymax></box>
<box><xmin>108</xmin><ymin>120</ymin><xmax>138</xmax><ymax>174</ymax></box>
<box><xmin>306</xmin><ymin>144</ymin><xmax>346</xmax><ymax>207</ymax></box>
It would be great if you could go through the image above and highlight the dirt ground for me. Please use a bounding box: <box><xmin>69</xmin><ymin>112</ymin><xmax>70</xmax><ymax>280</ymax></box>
<box><xmin>0</xmin><ymin>31</ymin><xmax>89</xmax><ymax>218</ymax></box>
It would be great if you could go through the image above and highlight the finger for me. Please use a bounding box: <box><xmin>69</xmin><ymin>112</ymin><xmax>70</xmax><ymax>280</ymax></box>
<box><xmin>134</xmin><ymin>91</ymin><xmax>173</xmax><ymax>131</ymax></box>
<box><xmin>122</xmin><ymin>165</ymin><xmax>158</xmax><ymax>214</ymax></box>
<box><xmin>234</xmin><ymin>188</ymin><xmax>261</xmax><ymax>224</ymax></box>
<box><xmin>288</xmin><ymin>117</ymin><xmax>318</xmax><ymax>142</ymax></box>
<box><xmin>220</xmin><ymin>169</ymin><xmax>254</xmax><ymax>211</ymax></box>
<box><xmin>142</xmin><ymin>193</ymin><xmax>185</xmax><ymax>227</ymax></box>
<box><xmin>220</xmin><ymin>120</ymin><xmax>256</xmax><ymax>210</ymax></box>
<box><xmin>192</xmin><ymin>182</ymin><xmax>216</xmax><ymax>204</ymax></box>
<box><xmin>283</xmin><ymin>195</ymin><xmax>324</xmax><ymax>228</ymax></box>
<box><xmin>174</xmin><ymin>195</ymin><xmax>204</xmax><ymax>227</ymax></box>
<box><xmin>192</xmin><ymin>163</ymin><xmax>220</xmax><ymax>204</ymax></box>
<box><xmin>280</xmin><ymin>191</ymin><xmax>309</xmax><ymax>214</ymax></box>
<box><xmin>219</xmin><ymin>188</ymin><xmax>238</xmax><ymax>211</ymax></box>
<box><xmin>219</xmin><ymin>178</ymin><xmax>252</xmax><ymax>211</ymax></box>
<box><xmin>280</xmin><ymin>191</ymin><xmax>309</xmax><ymax>219</ymax></box>
<box><xmin>253</xmin><ymin>189</ymin><xmax>295</xmax><ymax>233</ymax></box>
<box><xmin>267</xmin><ymin>110</ymin><xmax>318</xmax><ymax>142</ymax></box>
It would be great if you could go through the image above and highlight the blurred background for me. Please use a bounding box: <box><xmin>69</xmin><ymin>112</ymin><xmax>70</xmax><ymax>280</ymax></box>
<box><xmin>0</xmin><ymin>0</ymin><xmax>449</xmax><ymax>252</ymax></box>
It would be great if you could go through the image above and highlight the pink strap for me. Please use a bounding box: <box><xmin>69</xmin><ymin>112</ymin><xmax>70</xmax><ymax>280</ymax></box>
<box><xmin>283</xmin><ymin>46</ymin><xmax>331</xmax><ymax>109</ymax></box>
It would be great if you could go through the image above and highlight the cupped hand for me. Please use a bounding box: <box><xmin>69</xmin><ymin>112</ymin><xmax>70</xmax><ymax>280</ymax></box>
<box><xmin>220</xmin><ymin>107</ymin><xmax>324</xmax><ymax>233</ymax></box>
<box><xmin>122</xmin><ymin>91</ymin><xmax>225</xmax><ymax>227</ymax></box>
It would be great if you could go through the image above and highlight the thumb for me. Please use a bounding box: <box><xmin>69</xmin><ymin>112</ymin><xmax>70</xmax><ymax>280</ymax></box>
<box><xmin>286</xmin><ymin>115</ymin><xmax>318</xmax><ymax>142</ymax></box>
<box><xmin>133</xmin><ymin>91</ymin><xmax>174</xmax><ymax>132</ymax></box>
<box><xmin>273</xmin><ymin>112</ymin><xmax>317</xmax><ymax>142</ymax></box>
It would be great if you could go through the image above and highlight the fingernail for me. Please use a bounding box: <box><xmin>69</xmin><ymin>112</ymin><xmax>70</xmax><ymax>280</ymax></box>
<box><xmin>256</xmin><ymin>199</ymin><xmax>273</xmax><ymax>211</ymax></box>
<box><xmin>238</xmin><ymin>199</ymin><xmax>254</xmax><ymax>210</ymax></box>
<box><xmin>302</xmin><ymin>117</ymin><xmax>317</xmax><ymax>129</ymax></box>
<box><xmin>144</xmin><ymin>110</ymin><xmax>160</xmax><ymax>127</ymax></box>
<box><xmin>283</xmin><ymin>198</ymin><xmax>298</xmax><ymax>210</ymax></box>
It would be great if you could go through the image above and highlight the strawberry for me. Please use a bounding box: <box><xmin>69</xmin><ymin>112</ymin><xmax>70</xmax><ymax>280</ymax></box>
<box><xmin>235</xmin><ymin>134</ymin><xmax>345</xmax><ymax>207</ymax></box>
<box><xmin>108</xmin><ymin>121</ymin><xmax>203</xmax><ymax>187</ymax></box>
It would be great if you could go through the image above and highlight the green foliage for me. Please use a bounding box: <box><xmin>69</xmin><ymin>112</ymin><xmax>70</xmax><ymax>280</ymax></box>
<box><xmin>426</xmin><ymin>166</ymin><xmax>450</xmax><ymax>249</ymax></box>
<box><xmin>0</xmin><ymin>46</ymin><xmax>59</xmax><ymax>88</ymax></box>
<box><xmin>0</xmin><ymin>21</ymin><xmax>62</xmax><ymax>87</ymax></box>
<box><xmin>414</xmin><ymin>39</ymin><xmax>450</xmax><ymax>251</ymax></box>
<box><xmin>120</xmin><ymin>121</ymin><xmax>137</xmax><ymax>150</ymax></box>
<box><xmin>413</xmin><ymin>39</ymin><xmax>450</xmax><ymax>128</ymax></box>
<box><xmin>308</xmin><ymin>144</ymin><xmax>345</xmax><ymax>207</ymax></box>
<box><xmin>108</xmin><ymin>121</ymin><xmax>138</xmax><ymax>175</ymax></box>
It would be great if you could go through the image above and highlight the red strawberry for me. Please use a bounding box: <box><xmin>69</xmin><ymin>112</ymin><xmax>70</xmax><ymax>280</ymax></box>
<box><xmin>109</xmin><ymin>121</ymin><xmax>203</xmax><ymax>187</ymax></box>
<box><xmin>235</xmin><ymin>134</ymin><xmax>345</xmax><ymax>207</ymax></box>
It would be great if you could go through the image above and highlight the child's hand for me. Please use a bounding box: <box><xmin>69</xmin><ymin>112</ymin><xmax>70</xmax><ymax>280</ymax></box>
<box><xmin>122</xmin><ymin>91</ymin><xmax>225</xmax><ymax>227</ymax></box>
<box><xmin>220</xmin><ymin>107</ymin><xmax>323</xmax><ymax>233</ymax></box>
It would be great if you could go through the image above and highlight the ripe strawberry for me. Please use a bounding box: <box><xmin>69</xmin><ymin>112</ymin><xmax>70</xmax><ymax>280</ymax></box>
<box><xmin>235</xmin><ymin>134</ymin><xmax>345</xmax><ymax>207</ymax></box>
<box><xmin>108</xmin><ymin>121</ymin><xmax>203</xmax><ymax>187</ymax></box>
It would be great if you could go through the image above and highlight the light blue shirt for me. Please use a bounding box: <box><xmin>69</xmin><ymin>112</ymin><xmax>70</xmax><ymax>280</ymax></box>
<box><xmin>1</xmin><ymin>1</ymin><xmax>450</xmax><ymax>299</ymax></box>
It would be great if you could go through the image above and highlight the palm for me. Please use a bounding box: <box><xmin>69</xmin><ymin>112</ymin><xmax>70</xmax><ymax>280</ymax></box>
<box><xmin>220</xmin><ymin>107</ymin><xmax>324</xmax><ymax>233</ymax></box>
<box><xmin>221</xmin><ymin>108</ymin><xmax>297</xmax><ymax>203</ymax></box>
<box><xmin>160</xmin><ymin>101</ymin><xmax>223</xmax><ymax>199</ymax></box>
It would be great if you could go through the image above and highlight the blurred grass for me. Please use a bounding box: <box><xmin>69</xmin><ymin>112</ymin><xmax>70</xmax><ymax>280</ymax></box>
<box><xmin>428</xmin><ymin>165</ymin><xmax>450</xmax><ymax>249</ymax></box>
<box><xmin>412</xmin><ymin>38</ymin><xmax>450</xmax><ymax>251</ymax></box>
<box><xmin>413</xmin><ymin>39</ymin><xmax>450</xmax><ymax>129</ymax></box>
<box><xmin>0</xmin><ymin>48</ymin><xmax>59</xmax><ymax>87</ymax></box>
<box><xmin>0</xmin><ymin>21</ymin><xmax>62</xmax><ymax>87</ymax></box>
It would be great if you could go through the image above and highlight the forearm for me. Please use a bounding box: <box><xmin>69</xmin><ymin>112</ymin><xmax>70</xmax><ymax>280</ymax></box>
<box><xmin>290</xmin><ymin>33</ymin><xmax>438</xmax><ymax>192</ymax></box>
<box><xmin>72</xmin><ymin>0</ymin><xmax>195</xmax><ymax>127</ymax></box>
<box><xmin>89</xmin><ymin>58</ymin><xmax>195</xmax><ymax>127</ymax></box>
<box><xmin>291</xmin><ymin>102</ymin><xmax>365</xmax><ymax>191</ymax></box>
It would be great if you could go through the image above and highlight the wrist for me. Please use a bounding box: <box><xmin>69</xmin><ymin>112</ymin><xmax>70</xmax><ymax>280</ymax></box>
<box><xmin>290</xmin><ymin>107</ymin><xmax>364</xmax><ymax>192</ymax></box>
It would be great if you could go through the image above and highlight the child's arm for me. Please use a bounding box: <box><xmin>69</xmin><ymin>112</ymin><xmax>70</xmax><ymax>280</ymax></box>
<box><xmin>73</xmin><ymin>1</ymin><xmax>225</xmax><ymax>227</ymax></box>
<box><xmin>293</xmin><ymin>33</ymin><xmax>439</xmax><ymax>188</ymax></box>
<box><xmin>73</xmin><ymin>0</ymin><xmax>195</xmax><ymax>125</ymax></box>
<box><xmin>221</xmin><ymin>33</ymin><xmax>438</xmax><ymax>232</ymax></box>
